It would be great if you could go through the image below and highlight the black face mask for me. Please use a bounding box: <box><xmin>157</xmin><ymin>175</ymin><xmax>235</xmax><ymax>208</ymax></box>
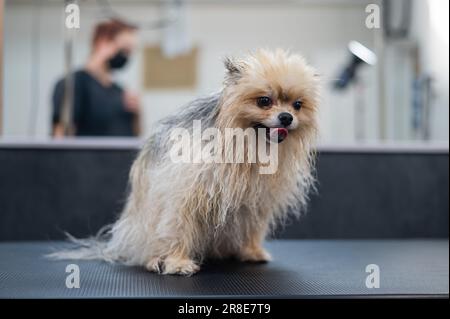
<box><xmin>108</xmin><ymin>50</ymin><xmax>129</xmax><ymax>70</ymax></box>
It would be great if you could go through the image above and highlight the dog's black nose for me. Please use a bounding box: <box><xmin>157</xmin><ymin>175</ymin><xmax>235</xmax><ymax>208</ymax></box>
<box><xmin>278</xmin><ymin>112</ymin><xmax>293</xmax><ymax>127</ymax></box>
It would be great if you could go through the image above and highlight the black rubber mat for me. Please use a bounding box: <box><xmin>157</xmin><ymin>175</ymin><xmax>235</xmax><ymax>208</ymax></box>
<box><xmin>0</xmin><ymin>240</ymin><xmax>448</xmax><ymax>298</ymax></box>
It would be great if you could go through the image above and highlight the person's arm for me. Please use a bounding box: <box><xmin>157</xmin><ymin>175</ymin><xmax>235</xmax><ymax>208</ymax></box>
<box><xmin>123</xmin><ymin>90</ymin><xmax>141</xmax><ymax>136</ymax></box>
<box><xmin>133</xmin><ymin>113</ymin><xmax>141</xmax><ymax>136</ymax></box>
<box><xmin>52</xmin><ymin>123</ymin><xmax>65</xmax><ymax>138</ymax></box>
<box><xmin>52</xmin><ymin>79</ymin><xmax>65</xmax><ymax>137</ymax></box>
<box><xmin>51</xmin><ymin>73</ymin><xmax>84</xmax><ymax>137</ymax></box>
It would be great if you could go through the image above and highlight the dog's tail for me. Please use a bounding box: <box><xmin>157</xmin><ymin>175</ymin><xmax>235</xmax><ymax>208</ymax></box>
<box><xmin>46</xmin><ymin>225</ymin><xmax>116</xmax><ymax>263</ymax></box>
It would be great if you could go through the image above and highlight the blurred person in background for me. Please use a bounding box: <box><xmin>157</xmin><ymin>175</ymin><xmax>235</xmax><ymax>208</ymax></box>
<box><xmin>52</xmin><ymin>19</ymin><xmax>141</xmax><ymax>137</ymax></box>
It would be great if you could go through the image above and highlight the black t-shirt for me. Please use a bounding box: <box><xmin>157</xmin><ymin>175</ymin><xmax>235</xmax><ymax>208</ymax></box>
<box><xmin>52</xmin><ymin>70</ymin><xmax>136</xmax><ymax>136</ymax></box>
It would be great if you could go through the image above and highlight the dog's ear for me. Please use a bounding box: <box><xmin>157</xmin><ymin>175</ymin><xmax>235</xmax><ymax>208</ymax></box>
<box><xmin>224</xmin><ymin>57</ymin><xmax>241</xmax><ymax>74</ymax></box>
<box><xmin>224</xmin><ymin>57</ymin><xmax>244</xmax><ymax>84</ymax></box>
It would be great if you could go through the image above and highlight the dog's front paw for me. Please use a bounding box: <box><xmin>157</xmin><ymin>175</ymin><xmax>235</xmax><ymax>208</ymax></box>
<box><xmin>238</xmin><ymin>246</ymin><xmax>272</xmax><ymax>263</ymax></box>
<box><xmin>145</xmin><ymin>257</ymin><xmax>164</xmax><ymax>273</ymax></box>
<box><xmin>162</xmin><ymin>257</ymin><xmax>200</xmax><ymax>276</ymax></box>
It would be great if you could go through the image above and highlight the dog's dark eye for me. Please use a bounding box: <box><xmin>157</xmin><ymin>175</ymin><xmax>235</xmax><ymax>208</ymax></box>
<box><xmin>293</xmin><ymin>100</ymin><xmax>303</xmax><ymax>110</ymax></box>
<box><xmin>256</xmin><ymin>96</ymin><xmax>272</xmax><ymax>108</ymax></box>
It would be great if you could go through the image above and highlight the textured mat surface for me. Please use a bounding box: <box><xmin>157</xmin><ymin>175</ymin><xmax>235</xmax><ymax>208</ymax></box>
<box><xmin>0</xmin><ymin>240</ymin><xmax>448</xmax><ymax>298</ymax></box>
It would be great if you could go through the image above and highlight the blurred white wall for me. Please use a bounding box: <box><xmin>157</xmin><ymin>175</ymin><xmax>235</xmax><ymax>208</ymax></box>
<box><xmin>2</xmin><ymin>0</ymin><xmax>395</xmax><ymax>143</ymax></box>
<box><xmin>410</xmin><ymin>0</ymin><xmax>449</xmax><ymax>141</ymax></box>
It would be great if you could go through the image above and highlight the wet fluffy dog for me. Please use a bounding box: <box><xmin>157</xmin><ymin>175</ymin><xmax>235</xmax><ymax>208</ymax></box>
<box><xmin>51</xmin><ymin>50</ymin><xmax>319</xmax><ymax>275</ymax></box>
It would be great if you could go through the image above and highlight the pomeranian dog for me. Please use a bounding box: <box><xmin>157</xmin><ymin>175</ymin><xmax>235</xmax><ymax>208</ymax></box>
<box><xmin>51</xmin><ymin>49</ymin><xmax>319</xmax><ymax>276</ymax></box>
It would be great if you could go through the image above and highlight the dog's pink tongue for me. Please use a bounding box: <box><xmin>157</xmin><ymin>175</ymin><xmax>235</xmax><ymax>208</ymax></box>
<box><xmin>269</xmin><ymin>128</ymin><xmax>289</xmax><ymax>143</ymax></box>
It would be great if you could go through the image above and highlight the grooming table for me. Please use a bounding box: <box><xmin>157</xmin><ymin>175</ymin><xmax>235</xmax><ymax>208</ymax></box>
<box><xmin>0</xmin><ymin>240</ymin><xmax>448</xmax><ymax>298</ymax></box>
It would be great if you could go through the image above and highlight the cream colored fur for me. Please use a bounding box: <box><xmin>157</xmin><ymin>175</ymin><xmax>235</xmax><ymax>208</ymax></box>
<box><xmin>49</xmin><ymin>49</ymin><xmax>320</xmax><ymax>276</ymax></box>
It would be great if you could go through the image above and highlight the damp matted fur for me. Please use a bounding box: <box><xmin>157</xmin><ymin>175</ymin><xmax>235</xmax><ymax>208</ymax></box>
<box><xmin>49</xmin><ymin>49</ymin><xmax>320</xmax><ymax>275</ymax></box>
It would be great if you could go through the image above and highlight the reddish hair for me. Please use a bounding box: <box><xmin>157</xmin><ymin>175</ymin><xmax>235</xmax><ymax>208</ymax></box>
<box><xmin>92</xmin><ymin>19</ymin><xmax>137</xmax><ymax>47</ymax></box>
